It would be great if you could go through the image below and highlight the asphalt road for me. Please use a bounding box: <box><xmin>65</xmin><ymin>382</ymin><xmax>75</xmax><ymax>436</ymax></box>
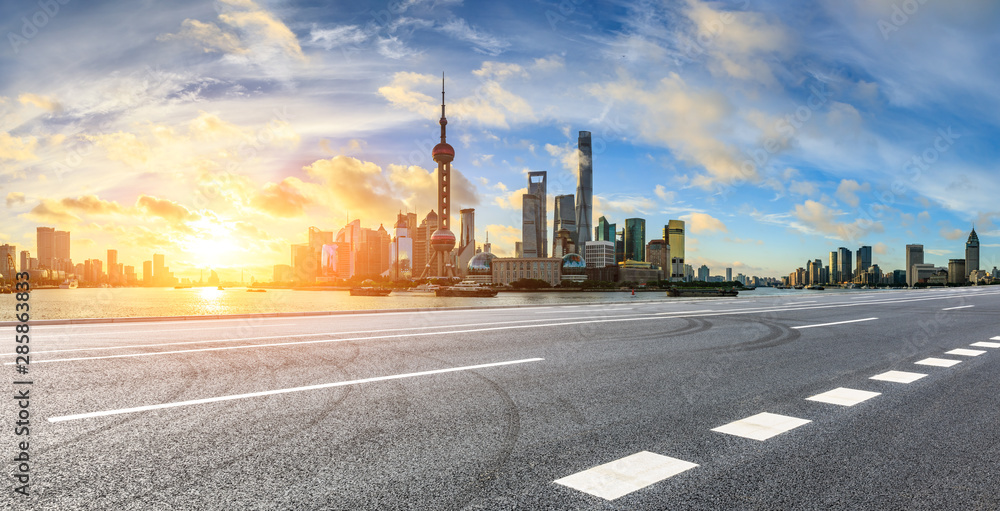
<box><xmin>5</xmin><ymin>287</ymin><xmax>1000</xmax><ymax>510</ymax></box>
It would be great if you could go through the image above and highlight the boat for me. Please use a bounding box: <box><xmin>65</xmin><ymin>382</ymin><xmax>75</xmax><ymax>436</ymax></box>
<box><xmin>217</xmin><ymin>286</ymin><xmax>225</xmax><ymax>290</ymax></box>
<box><xmin>350</xmin><ymin>287</ymin><xmax>392</xmax><ymax>296</ymax></box>
<box><xmin>174</xmin><ymin>285</ymin><xmax>192</xmax><ymax>289</ymax></box>
<box><xmin>59</xmin><ymin>279</ymin><xmax>79</xmax><ymax>289</ymax></box>
<box><xmin>436</xmin><ymin>281</ymin><xmax>498</xmax><ymax>297</ymax></box>
<box><xmin>793</xmin><ymin>285</ymin><xmax>805</xmax><ymax>290</ymax></box>
<box><xmin>246</xmin><ymin>288</ymin><xmax>267</xmax><ymax>292</ymax></box>
<box><xmin>406</xmin><ymin>283</ymin><xmax>441</xmax><ymax>294</ymax></box>
<box><xmin>666</xmin><ymin>287</ymin><xmax>738</xmax><ymax>297</ymax></box>
<box><xmin>806</xmin><ymin>285</ymin><xmax>825</xmax><ymax>290</ymax></box>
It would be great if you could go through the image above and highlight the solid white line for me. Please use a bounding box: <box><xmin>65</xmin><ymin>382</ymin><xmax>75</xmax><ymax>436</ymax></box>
<box><xmin>942</xmin><ymin>305</ymin><xmax>974</xmax><ymax>311</ymax></box>
<box><xmin>554</xmin><ymin>451</ymin><xmax>698</xmax><ymax>500</ymax></box>
<box><xmin>41</xmin><ymin>323</ymin><xmax>300</xmax><ymax>337</ymax></box>
<box><xmin>47</xmin><ymin>357</ymin><xmax>544</xmax><ymax>422</ymax></box>
<box><xmin>792</xmin><ymin>317</ymin><xmax>878</xmax><ymax>329</ymax></box>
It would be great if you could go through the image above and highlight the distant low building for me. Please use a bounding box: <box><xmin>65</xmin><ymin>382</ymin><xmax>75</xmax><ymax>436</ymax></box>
<box><xmin>491</xmin><ymin>257</ymin><xmax>561</xmax><ymax>286</ymax></box>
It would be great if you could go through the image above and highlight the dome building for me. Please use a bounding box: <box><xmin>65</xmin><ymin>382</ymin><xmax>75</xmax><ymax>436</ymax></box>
<box><xmin>466</xmin><ymin>252</ymin><xmax>497</xmax><ymax>285</ymax></box>
<box><xmin>561</xmin><ymin>253</ymin><xmax>587</xmax><ymax>283</ymax></box>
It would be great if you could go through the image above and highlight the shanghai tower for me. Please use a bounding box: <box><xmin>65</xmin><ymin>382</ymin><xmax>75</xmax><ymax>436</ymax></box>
<box><xmin>575</xmin><ymin>131</ymin><xmax>593</xmax><ymax>249</ymax></box>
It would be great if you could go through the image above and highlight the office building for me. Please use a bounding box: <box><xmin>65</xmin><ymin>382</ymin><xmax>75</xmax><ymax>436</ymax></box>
<box><xmin>553</xmin><ymin>195</ymin><xmax>576</xmax><ymax>253</ymax></box>
<box><xmin>107</xmin><ymin>249</ymin><xmax>118</xmax><ymax>284</ymax></box>
<box><xmin>725</xmin><ymin>268</ymin><xmax>732</xmax><ymax>282</ymax></box>
<box><xmin>615</xmin><ymin>229</ymin><xmax>625</xmax><ymax>264</ymax></box>
<box><xmin>491</xmin><ymin>257</ymin><xmax>561</xmax><ymax>286</ymax></box>
<box><xmin>906</xmin><ymin>244</ymin><xmax>924</xmax><ymax>287</ymax></box>
<box><xmin>575</xmin><ymin>131</ymin><xmax>593</xmax><ymax>249</ymax></box>
<box><xmin>624</xmin><ymin>218</ymin><xmax>646</xmax><ymax>262</ymax></box>
<box><xmin>37</xmin><ymin>227</ymin><xmax>54</xmax><ymax>269</ymax></box>
<box><xmin>697</xmin><ymin>264</ymin><xmax>710</xmax><ymax>281</ymax></box>
<box><xmin>0</xmin><ymin>244</ymin><xmax>16</xmax><ymax>281</ymax></box>
<box><xmin>143</xmin><ymin>261</ymin><xmax>152</xmax><ymax>285</ymax></box>
<box><xmin>595</xmin><ymin>216</ymin><xmax>614</xmax><ymax>243</ymax></box>
<box><xmin>20</xmin><ymin>251</ymin><xmax>30</xmax><ymax>273</ymax></box>
<box><xmin>856</xmin><ymin>246</ymin><xmax>872</xmax><ymax>279</ymax></box>
<box><xmin>413</xmin><ymin>210</ymin><xmax>438</xmax><ymax>277</ymax></box>
<box><xmin>390</xmin><ymin>213</ymin><xmax>414</xmax><ymax>280</ymax></box>
<box><xmin>666</xmin><ymin>220</ymin><xmax>685</xmax><ymax>280</ymax></box>
<box><xmin>829</xmin><ymin>251</ymin><xmax>839</xmax><ymax>283</ymax></box>
<box><xmin>966</xmin><ymin>227</ymin><xmax>979</xmax><ymax>281</ymax></box>
<box><xmin>646</xmin><ymin>239</ymin><xmax>670</xmax><ymax>272</ymax></box>
<box><xmin>521</xmin><ymin>172</ymin><xmax>547</xmax><ymax>258</ymax></box>
<box><xmin>948</xmin><ymin>259</ymin><xmax>966</xmax><ymax>285</ymax></box>
<box><xmin>585</xmin><ymin>241</ymin><xmax>616</xmax><ymax>268</ymax></box>
<box><xmin>838</xmin><ymin>247</ymin><xmax>852</xmax><ymax>283</ymax></box>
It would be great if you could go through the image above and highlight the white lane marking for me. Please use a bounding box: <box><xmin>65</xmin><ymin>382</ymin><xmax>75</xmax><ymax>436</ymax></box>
<box><xmin>711</xmin><ymin>412</ymin><xmax>811</xmax><ymax>441</ymax></box>
<box><xmin>554</xmin><ymin>451</ymin><xmax>697</xmax><ymax>501</ymax></box>
<box><xmin>870</xmin><ymin>370</ymin><xmax>927</xmax><ymax>383</ymax></box>
<box><xmin>806</xmin><ymin>387</ymin><xmax>880</xmax><ymax>406</ymax></box>
<box><xmin>990</xmin><ymin>336</ymin><xmax>1000</xmax><ymax>341</ymax></box>
<box><xmin>915</xmin><ymin>358</ymin><xmax>961</xmax><ymax>367</ymax></box>
<box><xmin>792</xmin><ymin>317</ymin><xmax>878</xmax><ymax>329</ymax></box>
<box><xmin>43</xmin><ymin>323</ymin><xmax>300</xmax><ymax>337</ymax></box>
<box><xmin>795</xmin><ymin>301</ymin><xmax>817</xmax><ymax>304</ymax></box>
<box><xmin>535</xmin><ymin>308</ymin><xmax>633</xmax><ymax>314</ymax></box>
<box><xmin>970</xmin><ymin>342</ymin><xmax>1000</xmax><ymax>348</ymax></box>
<box><xmin>945</xmin><ymin>348</ymin><xmax>986</xmax><ymax>357</ymax></box>
<box><xmin>655</xmin><ymin>309</ymin><xmax>715</xmax><ymax>315</ymax></box>
<box><xmin>48</xmin><ymin>357</ymin><xmax>543</xmax><ymax>423</ymax></box>
<box><xmin>942</xmin><ymin>305</ymin><xmax>974</xmax><ymax>310</ymax></box>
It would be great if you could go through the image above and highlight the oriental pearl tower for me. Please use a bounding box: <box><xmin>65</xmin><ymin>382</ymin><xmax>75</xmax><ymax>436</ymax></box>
<box><xmin>423</xmin><ymin>74</ymin><xmax>457</xmax><ymax>278</ymax></box>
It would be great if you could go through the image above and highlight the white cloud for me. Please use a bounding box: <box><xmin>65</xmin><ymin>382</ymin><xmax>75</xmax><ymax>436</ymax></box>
<box><xmin>438</xmin><ymin>18</ymin><xmax>509</xmax><ymax>56</ymax></box>
<box><xmin>835</xmin><ymin>179</ymin><xmax>870</xmax><ymax>207</ymax></box>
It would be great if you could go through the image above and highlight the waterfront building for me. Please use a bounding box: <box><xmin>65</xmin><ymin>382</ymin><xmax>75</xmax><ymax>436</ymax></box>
<box><xmin>595</xmin><ymin>216</ymin><xmax>614</xmax><ymax>243</ymax></box>
<box><xmin>585</xmin><ymin>241</ymin><xmax>616</xmax><ymax>268</ymax></box>
<box><xmin>553</xmin><ymin>195</ymin><xmax>576</xmax><ymax>255</ymax></box>
<box><xmin>966</xmin><ymin>227</ymin><xmax>979</xmax><ymax>281</ymax></box>
<box><xmin>829</xmin><ymin>251</ymin><xmax>839</xmax><ymax>283</ymax></box>
<box><xmin>856</xmin><ymin>246</ymin><xmax>872</xmax><ymax>280</ymax></box>
<box><xmin>491</xmin><ymin>257</ymin><xmax>561</xmax><ymax>287</ymax></box>
<box><xmin>838</xmin><ymin>247</ymin><xmax>852</xmax><ymax>283</ymax></box>
<box><xmin>666</xmin><ymin>220</ymin><xmax>685</xmax><ymax>280</ymax></box>
<box><xmin>646</xmin><ymin>239</ymin><xmax>670</xmax><ymax>271</ymax></box>
<box><xmin>948</xmin><ymin>259</ymin><xmax>966</xmax><ymax>285</ymax></box>
<box><xmin>575</xmin><ymin>131</ymin><xmax>593</xmax><ymax>249</ymax></box>
<box><xmin>522</xmin><ymin>171</ymin><xmax>548</xmax><ymax>258</ymax></box>
<box><xmin>906</xmin><ymin>244</ymin><xmax>924</xmax><ymax>287</ymax></box>
<box><xmin>624</xmin><ymin>218</ymin><xmax>646</xmax><ymax>262</ymax></box>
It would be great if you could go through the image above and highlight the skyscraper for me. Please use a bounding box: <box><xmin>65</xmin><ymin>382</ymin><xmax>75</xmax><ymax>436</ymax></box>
<box><xmin>575</xmin><ymin>131</ymin><xmax>593</xmax><ymax>249</ymax></box>
<box><xmin>646</xmin><ymin>239</ymin><xmax>670</xmax><ymax>272</ymax></box>
<box><xmin>966</xmin><ymin>227</ymin><xmax>979</xmax><ymax>281</ymax></box>
<box><xmin>725</xmin><ymin>267</ymin><xmax>732</xmax><ymax>282</ymax></box>
<box><xmin>1</xmin><ymin>244</ymin><xmax>16</xmax><ymax>281</ymax></box>
<box><xmin>143</xmin><ymin>260</ymin><xmax>153</xmax><ymax>286</ymax></box>
<box><xmin>36</xmin><ymin>227</ymin><xmax>54</xmax><ymax>269</ymax></box>
<box><xmin>905</xmin><ymin>244</ymin><xmax>924</xmax><ymax>287</ymax></box>
<box><xmin>20</xmin><ymin>251</ymin><xmax>30</xmax><ymax>274</ymax></box>
<box><xmin>595</xmin><ymin>216</ymin><xmax>614</xmax><ymax>242</ymax></box>
<box><xmin>391</xmin><ymin>213</ymin><xmax>414</xmax><ymax>280</ymax></box>
<box><xmin>553</xmin><ymin>194</ymin><xmax>576</xmax><ymax>255</ymax></box>
<box><xmin>424</xmin><ymin>74</ymin><xmax>457</xmax><ymax>278</ymax></box>
<box><xmin>522</xmin><ymin>171</ymin><xmax>547</xmax><ymax>258</ymax></box>
<box><xmin>107</xmin><ymin>249</ymin><xmax>118</xmax><ymax>284</ymax></box>
<box><xmin>856</xmin><ymin>245</ymin><xmax>872</xmax><ymax>277</ymax></box>
<box><xmin>624</xmin><ymin>218</ymin><xmax>646</xmax><ymax>261</ymax></box>
<box><xmin>457</xmin><ymin>208</ymin><xmax>476</xmax><ymax>275</ymax></box>
<box><xmin>667</xmin><ymin>220</ymin><xmax>685</xmax><ymax>280</ymax></box>
<box><xmin>837</xmin><ymin>247</ymin><xmax>852</xmax><ymax>283</ymax></box>
<box><xmin>54</xmin><ymin>230</ymin><xmax>70</xmax><ymax>271</ymax></box>
<box><xmin>829</xmin><ymin>251</ymin><xmax>839</xmax><ymax>283</ymax></box>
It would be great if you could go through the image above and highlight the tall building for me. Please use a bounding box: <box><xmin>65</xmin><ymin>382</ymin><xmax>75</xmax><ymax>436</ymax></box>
<box><xmin>905</xmin><ymin>244</ymin><xmax>924</xmax><ymax>287</ymax></box>
<box><xmin>585</xmin><ymin>241</ymin><xmax>616</xmax><ymax>268</ymax></box>
<box><xmin>697</xmin><ymin>264</ymin><xmax>710</xmax><ymax>282</ymax></box>
<box><xmin>624</xmin><ymin>218</ymin><xmax>646</xmax><ymax>261</ymax></box>
<box><xmin>552</xmin><ymin>194</ymin><xmax>576</xmax><ymax>255</ymax></box>
<box><xmin>521</xmin><ymin>194</ymin><xmax>542</xmax><ymax>258</ymax></box>
<box><xmin>725</xmin><ymin>267</ymin><xmax>732</xmax><ymax>282</ymax></box>
<box><xmin>829</xmin><ymin>251</ymin><xmax>839</xmax><ymax>283</ymax></box>
<box><xmin>390</xmin><ymin>213</ymin><xmax>414</xmax><ymax>280</ymax></box>
<box><xmin>36</xmin><ymin>227</ymin><xmax>54</xmax><ymax>269</ymax></box>
<box><xmin>856</xmin><ymin>245</ymin><xmax>872</xmax><ymax>278</ymax></box>
<box><xmin>153</xmin><ymin>253</ymin><xmax>165</xmax><ymax>283</ymax></box>
<box><xmin>948</xmin><ymin>259</ymin><xmax>966</xmax><ymax>285</ymax></box>
<box><xmin>522</xmin><ymin>171</ymin><xmax>547</xmax><ymax>258</ymax></box>
<box><xmin>666</xmin><ymin>220</ymin><xmax>685</xmax><ymax>280</ymax></box>
<box><xmin>457</xmin><ymin>208</ymin><xmax>476</xmax><ymax>276</ymax></box>
<box><xmin>107</xmin><ymin>249</ymin><xmax>118</xmax><ymax>284</ymax></box>
<box><xmin>413</xmin><ymin>210</ymin><xmax>437</xmax><ymax>278</ymax></box>
<box><xmin>837</xmin><ymin>247</ymin><xmax>852</xmax><ymax>283</ymax></box>
<box><xmin>20</xmin><ymin>251</ymin><xmax>30</xmax><ymax>274</ymax></box>
<box><xmin>966</xmin><ymin>227</ymin><xmax>979</xmax><ymax>281</ymax></box>
<box><xmin>614</xmin><ymin>229</ymin><xmax>625</xmax><ymax>264</ymax></box>
<box><xmin>423</xmin><ymin>74</ymin><xmax>458</xmax><ymax>278</ymax></box>
<box><xmin>646</xmin><ymin>239</ymin><xmax>670</xmax><ymax>271</ymax></box>
<box><xmin>575</xmin><ymin>131</ymin><xmax>593</xmax><ymax>249</ymax></box>
<box><xmin>595</xmin><ymin>216</ymin><xmax>614</xmax><ymax>242</ymax></box>
<box><xmin>0</xmin><ymin>244</ymin><xmax>16</xmax><ymax>281</ymax></box>
<box><xmin>54</xmin><ymin>229</ymin><xmax>70</xmax><ymax>271</ymax></box>
<box><xmin>143</xmin><ymin>260</ymin><xmax>153</xmax><ymax>285</ymax></box>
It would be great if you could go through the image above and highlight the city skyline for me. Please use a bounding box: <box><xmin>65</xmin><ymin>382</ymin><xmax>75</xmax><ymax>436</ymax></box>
<box><xmin>3</xmin><ymin>1</ymin><xmax>1000</xmax><ymax>281</ymax></box>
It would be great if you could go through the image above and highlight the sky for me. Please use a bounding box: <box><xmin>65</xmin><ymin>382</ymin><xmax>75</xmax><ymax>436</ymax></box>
<box><xmin>2</xmin><ymin>0</ymin><xmax>1000</xmax><ymax>281</ymax></box>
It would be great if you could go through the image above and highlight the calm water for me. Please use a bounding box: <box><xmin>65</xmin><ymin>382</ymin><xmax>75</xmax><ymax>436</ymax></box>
<box><xmin>11</xmin><ymin>286</ymin><xmax>883</xmax><ymax>320</ymax></box>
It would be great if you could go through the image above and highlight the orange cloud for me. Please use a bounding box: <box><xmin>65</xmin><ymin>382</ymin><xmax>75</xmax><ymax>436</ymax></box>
<box><xmin>136</xmin><ymin>195</ymin><xmax>199</xmax><ymax>223</ymax></box>
<box><xmin>251</xmin><ymin>177</ymin><xmax>313</xmax><ymax>217</ymax></box>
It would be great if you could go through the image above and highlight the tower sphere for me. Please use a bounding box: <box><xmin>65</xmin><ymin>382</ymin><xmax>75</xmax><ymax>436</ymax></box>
<box><xmin>432</xmin><ymin>142</ymin><xmax>455</xmax><ymax>163</ymax></box>
<box><xmin>430</xmin><ymin>228</ymin><xmax>456</xmax><ymax>252</ymax></box>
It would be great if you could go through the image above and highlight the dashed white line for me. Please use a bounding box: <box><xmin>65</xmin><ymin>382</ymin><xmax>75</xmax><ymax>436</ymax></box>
<box><xmin>47</xmin><ymin>357</ymin><xmax>544</xmax><ymax>422</ymax></box>
<box><xmin>942</xmin><ymin>305</ymin><xmax>974</xmax><ymax>310</ymax></box>
<box><xmin>870</xmin><ymin>370</ymin><xmax>927</xmax><ymax>383</ymax></box>
<box><xmin>915</xmin><ymin>358</ymin><xmax>961</xmax><ymax>367</ymax></box>
<box><xmin>970</xmin><ymin>342</ymin><xmax>1000</xmax><ymax>348</ymax></box>
<box><xmin>554</xmin><ymin>451</ymin><xmax>698</xmax><ymax>500</ymax></box>
<box><xmin>806</xmin><ymin>387</ymin><xmax>880</xmax><ymax>406</ymax></box>
<box><xmin>945</xmin><ymin>348</ymin><xmax>986</xmax><ymax>357</ymax></box>
<box><xmin>711</xmin><ymin>412</ymin><xmax>811</xmax><ymax>441</ymax></box>
<box><xmin>792</xmin><ymin>317</ymin><xmax>878</xmax><ymax>329</ymax></box>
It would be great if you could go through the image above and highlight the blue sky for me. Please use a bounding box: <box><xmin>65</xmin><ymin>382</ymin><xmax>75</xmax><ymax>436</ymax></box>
<box><xmin>2</xmin><ymin>0</ymin><xmax>999</xmax><ymax>280</ymax></box>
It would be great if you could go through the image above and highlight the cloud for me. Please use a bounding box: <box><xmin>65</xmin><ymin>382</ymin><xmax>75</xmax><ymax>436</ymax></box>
<box><xmin>59</xmin><ymin>195</ymin><xmax>126</xmax><ymax>215</ymax></box>
<box><xmin>136</xmin><ymin>195</ymin><xmax>199</xmax><ymax>223</ymax></box>
<box><xmin>482</xmin><ymin>224</ymin><xmax>520</xmax><ymax>255</ymax></box>
<box><xmin>533</xmin><ymin>55</ymin><xmax>565</xmax><ymax>72</ymax></box>
<box><xmin>23</xmin><ymin>200</ymin><xmax>80</xmax><ymax>224</ymax></box>
<box><xmin>379</xmin><ymin>70</ymin><xmax>535</xmax><ymax>128</ymax></box>
<box><xmin>0</xmin><ymin>132</ymin><xmax>38</xmax><ymax>161</ymax></box>
<box><xmin>18</xmin><ymin>93</ymin><xmax>62</xmax><ymax>112</ymax></box>
<box><xmin>685</xmin><ymin>212</ymin><xmax>728</xmax><ymax>234</ymax></box>
<box><xmin>438</xmin><ymin>18</ymin><xmax>509</xmax><ymax>56</ymax></box>
<box><xmin>789</xmin><ymin>180</ymin><xmax>819</xmax><ymax>196</ymax></box>
<box><xmin>6</xmin><ymin>192</ymin><xmax>25</xmax><ymax>207</ymax></box>
<box><xmin>308</xmin><ymin>25</ymin><xmax>369</xmax><ymax>50</ymax></box>
<box><xmin>793</xmin><ymin>199</ymin><xmax>883</xmax><ymax>241</ymax></box>
<box><xmin>917</xmin><ymin>211</ymin><xmax>931</xmax><ymax>221</ymax></box>
<box><xmin>940</xmin><ymin>227</ymin><xmax>964</xmax><ymax>240</ymax></box>
<box><xmin>472</xmin><ymin>62</ymin><xmax>527</xmax><ymax>81</ymax></box>
<box><xmin>683</xmin><ymin>0</ymin><xmax>791</xmax><ymax>85</ymax></box>
<box><xmin>655</xmin><ymin>184</ymin><xmax>676</xmax><ymax>202</ymax></box>
<box><xmin>873</xmin><ymin>242</ymin><xmax>889</xmax><ymax>255</ymax></box>
<box><xmin>83</xmin><ymin>132</ymin><xmax>150</xmax><ymax>167</ymax></box>
<box><xmin>835</xmin><ymin>179</ymin><xmax>870</xmax><ymax>207</ymax></box>
<box><xmin>589</xmin><ymin>72</ymin><xmax>748</xmax><ymax>190</ymax></box>
<box><xmin>494</xmin><ymin>187</ymin><xmax>527</xmax><ymax>210</ymax></box>
<box><xmin>250</xmin><ymin>177</ymin><xmax>313</xmax><ymax>217</ymax></box>
<box><xmin>158</xmin><ymin>19</ymin><xmax>247</xmax><ymax>54</ymax></box>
